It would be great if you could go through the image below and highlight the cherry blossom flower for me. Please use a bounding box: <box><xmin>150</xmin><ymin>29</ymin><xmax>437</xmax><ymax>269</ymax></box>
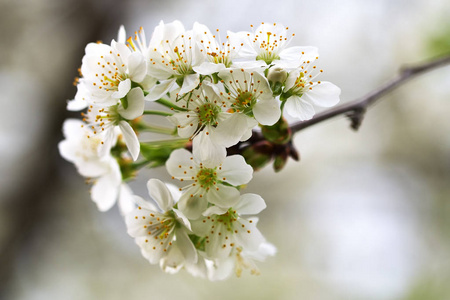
<box><xmin>125</xmin><ymin>179</ymin><xmax>197</xmax><ymax>270</ymax></box>
<box><xmin>283</xmin><ymin>62</ymin><xmax>340</xmax><ymax>120</ymax></box>
<box><xmin>58</xmin><ymin>119</ymin><xmax>132</xmax><ymax>212</ymax></box>
<box><xmin>72</xmin><ymin>38</ymin><xmax>147</xmax><ymax>108</ymax></box>
<box><xmin>207</xmin><ymin>242</ymin><xmax>277</xmax><ymax>280</ymax></box>
<box><xmin>214</xmin><ymin>68</ymin><xmax>280</xmax><ymax>147</ymax></box>
<box><xmin>167</xmin><ymin>83</ymin><xmax>248</xmax><ymax>165</ymax></box>
<box><xmin>230</xmin><ymin>22</ymin><xmax>318</xmax><ymax>69</ymax></box>
<box><xmin>165</xmin><ymin>148</ymin><xmax>253</xmax><ymax>219</ymax></box>
<box><xmin>82</xmin><ymin>87</ymin><xmax>144</xmax><ymax>160</ymax></box>
<box><xmin>192</xmin><ymin>22</ymin><xmax>240</xmax><ymax>75</ymax></box>
<box><xmin>191</xmin><ymin>193</ymin><xmax>267</xmax><ymax>261</ymax></box>
<box><xmin>146</xmin><ymin>21</ymin><xmax>205</xmax><ymax>100</ymax></box>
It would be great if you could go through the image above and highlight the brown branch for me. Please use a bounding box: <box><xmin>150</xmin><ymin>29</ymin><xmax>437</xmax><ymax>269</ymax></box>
<box><xmin>290</xmin><ymin>53</ymin><xmax>450</xmax><ymax>132</ymax></box>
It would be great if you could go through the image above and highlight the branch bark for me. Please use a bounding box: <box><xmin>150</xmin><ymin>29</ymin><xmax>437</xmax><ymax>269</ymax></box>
<box><xmin>289</xmin><ymin>54</ymin><xmax>450</xmax><ymax>132</ymax></box>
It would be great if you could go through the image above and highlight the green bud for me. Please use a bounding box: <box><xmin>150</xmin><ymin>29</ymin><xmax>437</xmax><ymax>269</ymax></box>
<box><xmin>242</xmin><ymin>141</ymin><xmax>274</xmax><ymax>171</ymax></box>
<box><xmin>267</xmin><ymin>67</ymin><xmax>288</xmax><ymax>84</ymax></box>
<box><xmin>273</xmin><ymin>149</ymin><xmax>288</xmax><ymax>172</ymax></box>
<box><xmin>261</xmin><ymin>117</ymin><xmax>291</xmax><ymax>144</ymax></box>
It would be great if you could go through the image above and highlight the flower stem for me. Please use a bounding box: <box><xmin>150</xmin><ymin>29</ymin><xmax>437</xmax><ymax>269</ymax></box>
<box><xmin>138</xmin><ymin>123</ymin><xmax>176</xmax><ymax>135</ymax></box>
<box><xmin>143</xmin><ymin>110</ymin><xmax>173</xmax><ymax>117</ymax></box>
<box><xmin>156</xmin><ymin>98</ymin><xmax>188</xmax><ymax>111</ymax></box>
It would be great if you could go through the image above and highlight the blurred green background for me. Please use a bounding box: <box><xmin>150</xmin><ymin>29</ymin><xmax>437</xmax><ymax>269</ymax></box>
<box><xmin>1</xmin><ymin>0</ymin><xmax>450</xmax><ymax>299</ymax></box>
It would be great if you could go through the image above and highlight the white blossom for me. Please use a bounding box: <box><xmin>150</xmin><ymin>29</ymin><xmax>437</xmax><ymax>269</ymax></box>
<box><xmin>191</xmin><ymin>193</ymin><xmax>267</xmax><ymax>262</ymax></box>
<box><xmin>58</xmin><ymin>119</ymin><xmax>127</xmax><ymax>211</ymax></box>
<box><xmin>284</xmin><ymin>62</ymin><xmax>340</xmax><ymax>120</ymax></box>
<box><xmin>72</xmin><ymin>38</ymin><xmax>147</xmax><ymax>109</ymax></box>
<box><xmin>125</xmin><ymin>179</ymin><xmax>197</xmax><ymax>271</ymax></box>
<box><xmin>146</xmin><ymin>21</ymin><xmax>206</xmax><ymax>100</ymax></box>
<box><xmin>207</xmin><ymin>242</ymin><xmax>277</xmax><ymax>280</ymax></box>
<box><xmin>167</xmin><ymin>83</ymin><xmax>246</xmax><ymax>165</ymax></box>
<box><xmin>230</xmin><ymin>22</ymin><xmax>318</xmax><ymax>69</ymax></box>
<box><xmin>214</xmin><ymin>68</ymin><xmax>280</xmax><ymax>147</ymax></box>
<box><xmin>82</xmin><ymin>86</ymin><xmax>144</xmax><ymax>160</ymax></box>
<box><xmin>192</xmin><ymin>22</ymin><xmax>239</xmax><ymax>75</ymax></box>
<box><xmin>166</xmin><ymin>148</ymin><xmax>253</xmax><ymax>219</ymax></box>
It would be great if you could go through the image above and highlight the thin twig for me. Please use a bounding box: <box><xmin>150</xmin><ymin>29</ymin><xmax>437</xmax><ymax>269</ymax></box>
<box><xmin>289</xmin><ymin>54</ymin><xmax>450</xmax><ymax>132</ymax></box>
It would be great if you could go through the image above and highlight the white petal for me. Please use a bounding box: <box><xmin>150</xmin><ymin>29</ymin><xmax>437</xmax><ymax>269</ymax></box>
<box><xmin>235</xmin><ymin>219</ymin><xmax>265</xmax><ymax>251</ymax></box>
<box><xmin>212</xmin><ymin>113</ymin><xmax>255</xmax><ymax>147</ymax></box>
<box><xmin>207</xmin><ymin>257</ymin><xmax>234</xmax><ymax>281</ymax></box>
<box><xmin>173</xmin><ymin>208</ymin><xmax>192</xmax><ymax>231</ymax></box>
<box><xmin>179</xmin><ymin>74</ymin><xmax>200</xmax><ymax>95</ymax></box>
<box><xmin>118</xmin><ymin>184</ymin><xmax>136</xmax><ymax>215</ymax></box>
<box><xmin>220</xmin><ymin>155</ymin><xmax>253</xmax><ymax>186</ymax></box>
<box><xmin>304</xmin><ymin>81</ymin><xmax>341</xmax><ymax>107</ymax></box>
<box><xmin>66</xmin><ymin>97</ymin><xmax>87</xmax><ymax>111</ymax></box>
<box><xmin>167</xmin><ymin>112</ymin><xmax>198</xmax><ymax>138</ymax></box>
<box><xmin>192</xmin><ymin>131</ymin><xmax>226</xmax><ymax>168</ymax></box>
<box><xmin>253</xmin><ymin>98</ymin><xmax>281</xmax><ymax>125</ymax></box>
<box><xmin>149</xmin><ymin>20</ymin><xmax>185</xmax><ymax>49</ymax></box>
<box><xmin>125</xmin><ymin>206</ymin><xmax>158</xmax><ymax>237</ymax></box>
<box><xmin>165</xmin><ymin>148</ymin><xmax>197</xmax><ymax>179</ymax></box>
<box><xmin>165</xmin><ymin>182</ymin><xmax>182</xmax><ymax>202</ymax></box>
<box><xmin>133</xmin><ymin>195</ymin><xmax>158</xmax><ymax>211</ymax></box>
<box><xmin>227</xmin><ymin>30</ymin><xmax>257</xmax><ymax>58</ymax></box>
<box><xmin>147</xmin><ymin>178</ymin><xmax>173</xmax><ymax>212</ymax></box>
<box><xmin>111</xmin><ymin>40</ymin><xmax>131</xmax><ymax>59</ymax></box>
<box><xmin>145</xmin><ymin>79</ymin><xmax>175</xmax><ymax>101</ymax></box>
<box><xmin>62</xmin><ymin>118</ymin><xmax>85</xmax><ymax>138</ymax></box>
<box><xmin>231</xmin><ymin>60</ymin><xmax>267</xmax><ymax>70</ymax></box>
<box><xmin>177</xmin><ymin>194</ymin><xmax>208</xmax><ymax>220</ymax></box>
<box><xmin>118</xmin><ymin>121</ymin><xmax>140</xmax><ymax>161</ymax></box>
<box><xmin>251</xmin><ymin>242</ymin><xmax>277</xmax><ymax>261</ymax></box>
<box><xmin>112</xmin><ymin>78</ymin><xmax>131</xmax><ymax>99</ymax></box>
<box><xmin>97</xmin><ymin>127</ymin><xmax>116</xmax><ymax>157</ymax></box>
<box><xmin>185</xmin><ymin>255</ymin><xmax>208</xmax><ymax>279</ymax></box>
<box><xmin>280</xmin><ymin>46</ymin><xmax>319</xmax><ymax>66</ymax></box>
<box><xmin>285</xmin><ymin>95</ymin><xmax>315</xmax><ymax>120</ymax></box>
<box><xmin>118</xmin><ymin>87</ymin><xmax>144</xmax><ymax>120</ymax></box>
<box><xmin>207</xmin><ymin>184</ymin><xmax>240</xmax><ymax>209</ymax></box>
<box><xmin>127</xmin><ymin>52</ymin><xmax>146</xmax><ymax>83</ymax></box>
<box><xmin>285</xmin><ymin>70</ymin><xmax>301</xmax><ymax>91</ymax></box>
<box><xmin>160</xmin><ymin>244</ymin><xmax>184</xmax><ymax>274</ymax></box>
<box><xmin>117</xmin><ymin>25</ymin><xmax>126</xmax><ymax>44</ymax></box>
<box><xmin>206</xmin><ymin>222</ymin><xmax>233</xmax><ymax>259</ymax></box>
<box><xmin>90</xmin><ymin>163</ymin><xmax>121</xmax><ymax>211</ymax></box>
<box><xmin>193</xmin><ymin>62</ymin><xmax>226</xmax><ymax>75</ymax></box>
<box><xmin>202</xmin><ymin>206</ymin><xmax>227</xmax><ymax>216</ymax></box>
<box><xmin>175</xmin><ymin>229</ymin><xmax>197</xmax><ymax>264</ymax></box>
<box><xmin>76</xmin><ymin>158</ymin><xmax>110</xmax><ymax>178</ymax></box>
<box><xmin>234</xmin><ymin>193</ymin><xmax>266</xmax><ymax>215</ymax></box>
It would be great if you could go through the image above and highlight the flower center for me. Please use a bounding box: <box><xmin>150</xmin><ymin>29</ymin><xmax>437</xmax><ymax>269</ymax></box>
<box><xmin>208</xmin><ymin>51</ymin><xmax>232</xmax><ymax>68</ymax></box>
<box><xmin>255</xmin><ymin>32</ymin><xmax>281</xmax><ymax>64</ymax></box>
<box><xmin>92</xmin><ymin>53</ymin><xmax>127</xmax><ymax>92</ymax></box>
<box><xmin>233</xmin><ymin>89</ymin><xmax>255</xmax><ymax>113</ymax></box>
<box><xmin>169</xmin><ymin>46</ymin><xmax>195</xmax><ymax>76</ymax></box>
<box><xmin>289</xmin><ymin>72</ymin><xmax>307</xmax><ymax>95</ymax></box>
<box><xmin>216</xmin><ymin>209</ymin><xmax>239</xmax><ymax>231</ymax></box>
<box><xmin>196</xmin><ymin>168</ymin><xmax>217</xmax><ymax>188</ymax></box>
<box><xmin>197</xmin><ymin>103</ymin><xmax>220</xmax><ymax>126</ymax></box>
<box><xmin>155</xmin><ymin>213</ymin><xmax>176</xmax><ymax>240</ymax></box>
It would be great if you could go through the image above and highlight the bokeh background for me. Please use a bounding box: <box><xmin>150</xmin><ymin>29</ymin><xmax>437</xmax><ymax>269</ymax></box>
<box><xmin>1</xmin><ymin>0</ymin><xmax>450</xmax><ymax>299</ymax></box>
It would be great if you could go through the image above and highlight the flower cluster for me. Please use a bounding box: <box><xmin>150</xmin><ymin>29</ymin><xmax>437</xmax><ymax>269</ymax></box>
<box><xmin>59</xmin><ymin>21</ymin><xmax>340</xmax><ymax>279</ymax></box>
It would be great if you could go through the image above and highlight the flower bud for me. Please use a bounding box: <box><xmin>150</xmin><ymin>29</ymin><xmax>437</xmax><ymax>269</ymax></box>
<box><xmin>273</xmin><ymin>148</ymin><xmax>288</xmax><ymax>172</ymax></box>
<box><xmin>242</xmin><ymin>141</ymin><xmax>274</xmax><ymax>171</ymax></box>
<box><xmin>261</xmin><ymin>117</ymin><xmax>291</xmax><ymax>144</ymax></box>
<box><xmin>267</xmin><ymin>67</ymin><xmax>288</xmax><ymax>84</ymax></box>
<box><xmin>267</xmin><ymin>67</ymin><xmax>287</xmax><ymax>96</ymax></box>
